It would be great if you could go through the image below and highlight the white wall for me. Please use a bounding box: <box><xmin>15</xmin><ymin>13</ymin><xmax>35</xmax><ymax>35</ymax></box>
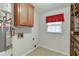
<box><xmin>38</xmin><ymin>6</ymin><xmax>70</xmax><ymax>55</ymax></box>
<box><xmin>12</xmin><ymin>10</ymin><xmax>39</xmax><ymax>55</ymax></box>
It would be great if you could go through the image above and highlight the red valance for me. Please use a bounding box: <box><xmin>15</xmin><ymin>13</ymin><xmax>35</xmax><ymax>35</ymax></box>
<box><xmin>46</xmin><ymin>13</ymin><xmax>64</xmax><ymax>23</ymax></box>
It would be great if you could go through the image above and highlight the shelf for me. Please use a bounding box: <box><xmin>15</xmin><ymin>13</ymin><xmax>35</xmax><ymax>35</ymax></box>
<box><xmin>72</xmin><ymin>8</ymin><xmax>79</xmax><ymax>13</ymax></box>
<box><xmin>0</xmin><ymin>18</ymin><xmax>11</xmax><ymax>23</ymax></box>
<box><xmin>75</xmin><ymin>42</ymin><xmax>79</xmax><ymax>50</ymax></box>
<box><xmin>74</xmin><ymin>35</ymin><xmax>79</xmax><ymax>43</ymax></box>
<box><xmin>1</xmin><ymin>10</ymin><xmax>12</xmax><ymax>15</ymax></box>
<box><xmin>75</xmin><ymin>48</ymin><xmax>79</xmax><ymax>56</ymax></box>
<box><xmin>75</xmin><ymin>3</ymin><xmax>79</xmax><ymax>10</ymax></box>
<box><xmin>72</xmin><ymin>3</ymin><xmax>79</xmax><ymax>18</ymax></box>
<box><xmin>75</xmin><ymin>11</ymin><xmax>79</xmax><ymax>17</ymax></box>
<box><xmin>75</xmin><ymin>12</ymin><xmax>79</xmax><ymax>18</ymax></box>
<box><xmin>70</xmin><ymin>3</ymin><xmax>79</xmax><ymax>56</ymax></box>
<box><xmin>75</xmin><ymin>8</ymin><xmax>79</xmax><ymax>13</ymax></box>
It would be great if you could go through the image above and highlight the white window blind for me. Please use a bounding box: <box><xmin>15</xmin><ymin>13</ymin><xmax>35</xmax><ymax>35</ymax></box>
<box><xmin>47</xmin><ymin>22</ymin><xmax>63</xmax><ymax>33</ymax></box>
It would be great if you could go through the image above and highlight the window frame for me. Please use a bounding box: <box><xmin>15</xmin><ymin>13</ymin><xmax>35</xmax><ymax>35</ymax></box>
<box><xmin>46</xmin><ymin>22</ymin><xmax>63</xmax><ymax>33</ymax></box>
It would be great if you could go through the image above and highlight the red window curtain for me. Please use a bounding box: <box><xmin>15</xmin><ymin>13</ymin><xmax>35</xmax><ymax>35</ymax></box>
<box><xmin>46</xmin><ymin>13</ymin><xmax>64</xmax><ymax>23</ymax></box>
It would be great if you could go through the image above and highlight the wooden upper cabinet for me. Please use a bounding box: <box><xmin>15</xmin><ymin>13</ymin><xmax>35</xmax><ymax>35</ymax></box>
<box><xmin>28</xmin><ymin>4</ymin><xmax>34</xmax><ymax>27</ymax></box>
<box><xmin>14</xmin><ymin>3</ymin><xmax>34</xmax><ymax>27</ymax></box>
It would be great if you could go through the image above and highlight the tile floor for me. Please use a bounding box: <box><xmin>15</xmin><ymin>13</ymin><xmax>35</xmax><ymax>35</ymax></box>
<box><xmin>27</xmin><ymin>47</ymin><xmax>66</xmax><ymax>56</ymax></box>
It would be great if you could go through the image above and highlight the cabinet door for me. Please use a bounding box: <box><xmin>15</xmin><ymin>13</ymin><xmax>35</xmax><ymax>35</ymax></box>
<box><xmin>14</xmin><ymin>3</ymin><xmax>34</xmax><ymax>27</ymax></box>
<box><xmin>14</xmin><ymin>3</ymin><xmax>28</xmax><ymax>26</ymax></box>
<box><xmin>19</xmin><ymin>3</ymin><xmax>28</xmax><ymax>26</ymax></box>
<box><xmin>28</xmin><ymin>4</ymin><xmax>34</xmax><ymax>27</ymax></box>
<box><xmin>14</xmin><ymin>3</ymin><xmax>20</xmax><ymax>26</ymax></box>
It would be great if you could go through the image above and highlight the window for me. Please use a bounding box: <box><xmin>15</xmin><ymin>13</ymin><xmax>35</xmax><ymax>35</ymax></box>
<box><xmin>46</xmin><ymin>13</ymin><xmax>64</xmax><ymax>33</ymax></box>
<box><xmin>47</xmin><ymin>22</ymin><xmax>63</xmax><ymax>33</ymax></box>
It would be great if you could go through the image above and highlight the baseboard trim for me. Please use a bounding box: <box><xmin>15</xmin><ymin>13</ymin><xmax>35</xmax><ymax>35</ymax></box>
<box><xmin>22</xmin><ymin>48</ymin><xmax>36</xmax><ymax>56</ymax></box>
<box><xmin>39</xmin><ymin>45</ymin><xmax>70</xmax><ymax>56</ymax></box>
<box><xmin>22</xmin><ymin>45</ymin><xmax>70</xmax><ymax>56</ymax></box>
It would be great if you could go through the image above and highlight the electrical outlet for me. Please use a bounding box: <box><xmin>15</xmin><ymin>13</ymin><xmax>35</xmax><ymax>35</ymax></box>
<box><xmin>33</xmin><ymin>37</ymin><xmax>35</xmax><ymax>41</ymax></box>
<box><xmin>34</xmin><ymin>45</ymin><xmax>36</xmax><ymax>48</ymax></box>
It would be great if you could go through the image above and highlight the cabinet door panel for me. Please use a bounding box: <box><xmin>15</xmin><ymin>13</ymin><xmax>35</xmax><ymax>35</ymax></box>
<box><xmin>19</xmin><ymin>3</ymin><xmax>28</xmax><ymax>25</ymax></box>
<box><xmin>28</xmin><ymin>4</ymin><xmax>34</xmax><ymax>27</ymax></box>
<box><xmin>14</xmin><ymin>3</ymin><xmax>20</xmax><ymax>26</ymax></box>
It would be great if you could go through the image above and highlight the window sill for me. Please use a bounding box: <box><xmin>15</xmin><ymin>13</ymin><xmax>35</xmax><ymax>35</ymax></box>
<box><xmin>47</xmin><ymin>32</ymin><xmax>63</xmax><ymax>34</ymax></box>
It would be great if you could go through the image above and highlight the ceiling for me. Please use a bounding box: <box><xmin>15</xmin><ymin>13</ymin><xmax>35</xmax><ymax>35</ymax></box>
<box><xmin>32</xmin><ymin>3</ymin><xmax>70</xmax><ymax>14</ymax></box>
